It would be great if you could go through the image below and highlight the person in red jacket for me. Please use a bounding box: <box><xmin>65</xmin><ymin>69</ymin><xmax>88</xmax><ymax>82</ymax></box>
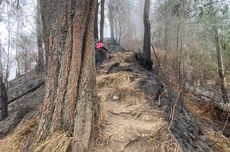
<box><xmin>95</xmin><ymin>41</ymin><xmax>110</xmax><ymax>69</ymax></box>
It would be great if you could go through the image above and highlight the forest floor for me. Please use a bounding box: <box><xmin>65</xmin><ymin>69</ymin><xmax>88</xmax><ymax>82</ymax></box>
<box><xmin>185</xmin><ymin>95</ymin><xmax>230</xmax><ymax>152</ymax></box>
<box><xmin>0</xmin><ymin>51</ymin><xmax>229</xmax><ymax>152</ymax></box>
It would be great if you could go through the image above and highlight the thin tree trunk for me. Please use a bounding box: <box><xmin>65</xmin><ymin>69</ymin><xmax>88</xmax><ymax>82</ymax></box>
<box><xmin>16</xmin><ymin>13</ymin><xmax>20</xmax><ymax>76</ymax></box>
<box><xmin>36</xmin><ymin>0</ymin><xmax>97</xmax><ymax>151</ymax></box>
<box><xmin>36</xmin><ymin>0</ymin><xmax>45</xmax><ymax>73</ymax></box>
<box><xmin>0</xmin><ymin>77</ymin><xmax>8</xmax><ymax>121</ymax></box>
<box><xmin>108</xmin><ymin>0</ymin><xmax>115</xmax><ymax>42</ymax></box>
<box><xmin>142</xmin><ymin>0</ymin><xmax>153</xmax><ymax>71</ymax></box>
<box><xmin>94</xmin><ymin>0</ymin><xmax>99</xmax><ymax>41</ymax></box>
<box><xmin>209</xmin><ymin>0</ymin><xmax>229</xmax><ymax>103</ymax></box>
<box><xmin>109</xmin><ymin>14</ymin><xmax>115</xmax><ymax>42</ymax></box>
<box><xmin>164</xmin><ymin>21</ymin><xmax>168</xmax><ymax>51</ymax></box>
<box><xmin>114</xmin><ymin>22</ymin><xmax>117</xmax><ymax>42</ymax></box>
<box><xmin>6</xmin><ymin>0</ymin><xmax>11</xmax><ymax>84</ymax></box>
<box><xmin>24</xmin><ymin>50</ymin><xmax>27</xmax><ymax>80</ymax></box>
<box><xmin>100</xmin><ymin>0</ymin><xmax>105</xmax><ymax>41</ymax></box>
<box><xmin>213</xmin><ymin>25</ymin><xmax>229</xmax><ymax>103</ymax></box>
<box><xmin>176</xmin><ymin>23</ymin><xmax>181</xmax><ymax>86</ymax></box>
<box><xmin>0</xmin><ymin>41</ymin><xmax>8</xmax><ymax>121</ymax></box>
<box><xmin>118</xmin><ymin>19</ymin><xmax>121</xmax><ymax>45</ymax></box>
<box><xmin>163</xmin><ymin>0</ymin><xmax>168</xmax><ymax>51</ymax></box>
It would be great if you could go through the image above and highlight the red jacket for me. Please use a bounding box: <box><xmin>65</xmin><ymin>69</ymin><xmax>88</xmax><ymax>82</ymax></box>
<box><xmin>96</xmin><ymin>42</ymin><xmax>104</xmax><ymax>49</ymax></box>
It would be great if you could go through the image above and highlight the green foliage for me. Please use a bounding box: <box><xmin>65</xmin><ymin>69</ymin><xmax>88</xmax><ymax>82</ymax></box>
<box><xmin>196</xmin><ymin>1</ymin><xmax>230</xmax><ymax>59</ymax></box>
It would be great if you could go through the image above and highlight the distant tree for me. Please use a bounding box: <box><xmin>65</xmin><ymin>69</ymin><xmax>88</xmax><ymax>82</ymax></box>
<box><xmin>213</xmin><ymin>25</ymin><xmax>229</xmax><ymax>103</ymax></box>
<box><xmin>0</xmin><ymin>41</ymin><xmax>8</xmax><ymax>121</ymax></box>
<box><xmin>36</xmin><ymin>0</ymin><xmax>96</xmax><ymax>151</ymax></box>
<box><xmin>15</xmin><ymin>4</ymin><xmax>21</xmax><ymax>76</ymax></box>
<box><xmin>94</xmin><ymin>0</ymin><xmax>99</xmax><ymax>41</ymax></box>
<box><xmin>100</xmin><ymin>0</ymin><xmax>105</xmax><ymax>41</ymax></box>
<box><xmin>35</xmin><ymin>0</ymin><xmax>45</xmax><ymax>73</ymax></box>
<box><xmin>17</xmin><ymin>34</ymin><xmax>37</xmax><ymax>77</ymax></box>
<box><xmin>108</xmin><ymin>0</ymin><xmax>115</xmax><ymax>42</ymax></box>
<box><xmin>0</xmin><ymin>0</ymin><xmax>11</xmax><ymax>120</ymax></box>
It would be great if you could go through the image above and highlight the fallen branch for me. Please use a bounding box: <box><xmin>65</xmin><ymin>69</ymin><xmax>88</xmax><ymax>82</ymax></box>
<box><xmin>222</xmin><ymin>113</ymin><xmax>230</xmax><ymax>133</ymax></box>
<box><xmin>106</xmin><ymin>63</ymin><xmax>120</xmax><ymax>74</ymax></box>
<box><xmin>8</xmin><ymin>81</ymin><xmax>45</xmax><ymax>105</ymax></box>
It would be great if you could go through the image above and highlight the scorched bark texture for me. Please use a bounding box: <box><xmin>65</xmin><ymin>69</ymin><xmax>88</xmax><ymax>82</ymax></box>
<box><xmin>37</xmin><ymin>0</ymin><xmax>96</xmax><ymax>150</ymax></box>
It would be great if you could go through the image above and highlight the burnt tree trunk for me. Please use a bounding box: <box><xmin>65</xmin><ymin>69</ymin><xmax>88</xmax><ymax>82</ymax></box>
<box><xmin>36</xmin><ymin>0</ymin><xmax>45</xmax><ymax>73</ymax></box>
<box><xmin>0</xmin><ymin>77</ymin><xmax>8</xmax><ymax>121</ymax></box>
<box><xmin>37</xmin><ymin>0</ymin><xmax>97</xmax><ymax>151</ymax></box>
<box><xmin>100</xmin><ymin>0</ymin><xmax>105</xmax><ymax>41</ymax></box>
<box><xmin>142</xmin><ymin>0</ymin><xmax>153</xmax><ymax>71</ymax></box>
<box><xmin>0</xmin><ymin>43</ymin><xmax>8</xmax><ymax>121</ymax></box>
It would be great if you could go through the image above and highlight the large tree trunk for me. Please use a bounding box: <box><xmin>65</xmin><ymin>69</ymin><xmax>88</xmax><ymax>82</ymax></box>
<box><xmin>213</xmin><ymin>25</ymin><xmax>229</xmax><ymax>103</ymax></box>
<box><xmin>36</xmin><ymin>0</ymin><xmax>45</xmax><ymax>73</ymax></box>
<box><xmin>142</xmin><ymin>0</ymin><xmax>153</xmax><ymax>71</ymax></box>
<box><xmin>37</xmin><ymin>0</ymin><xmax>97</xmax><ymax>151</ymax></box>
<box><xmin>100</xmin><ymin>0</ymin><xmax>105</xmax><ymax>41</ymax></box>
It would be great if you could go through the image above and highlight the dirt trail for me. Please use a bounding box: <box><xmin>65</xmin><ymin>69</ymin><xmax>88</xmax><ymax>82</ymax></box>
<box><xmin>96</xmin><ymin>72</ymin><xmax>171</xmax><ymax>151</ymax></box>
<box><xmin>94</xmin><ymin>52</ymin><xmax>215</xmax><ymax>152</ymax></box>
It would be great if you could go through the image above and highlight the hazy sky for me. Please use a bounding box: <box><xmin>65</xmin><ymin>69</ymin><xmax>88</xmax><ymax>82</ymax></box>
<box><xmin>0</xmin><ymin>0</ymin><xmax>37</xmax><ymax>79</ymax></box>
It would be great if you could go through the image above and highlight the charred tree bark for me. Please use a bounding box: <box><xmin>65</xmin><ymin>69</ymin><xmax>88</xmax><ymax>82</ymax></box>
<box><xmin>0</xmin><ymin>42</ymin><xmax>8</xmax><ymax>121</ymax></box>
<box><xmin>100</xmin><ymin>0</ymin><xmax>105</xmax><ymax>41</ymax></box>
<box><xmin>213</xmin><ymin>26</ymin><xmax>229</xmax><ymax>103</ymax></box>
<box><xmin>40</xmin><ymin>0</ymin><xmax>49</xmax><ymax>74</ymax></box>
<box><xmin>36</xmin><ymin>0</ymin><xmax>45</xmax><ymax>73</ymax></box>
<box><xmin>0</xmin><ymin>77</ymin><xmax>8</xmax><ymax>121</ymax></box>
<box><xmin>142</xmin><ymin>0</ymin><xmax>153</xmax><ymax>71</ymax></box>
<box><xmin>37</xmin><ymin>0</ymin><xmax>97</xmax><ymax>151</ymax></box>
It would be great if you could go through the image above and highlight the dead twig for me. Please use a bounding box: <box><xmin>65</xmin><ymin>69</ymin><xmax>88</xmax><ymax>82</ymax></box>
<box><xmin>123</xmin><ymin>138</ymin><xmax>138</xmax><ymax>150</ymax></box>
<box><xmin>169</xmin><ymin>90</ymin><xmax>182</xmax><ymax>129</ymax></box>
<box><xmin>158</xmin><ymin>89</ymin><xmax>167</xmax><ymax>106</ymax></box>
<box><xmin>222</xmin><ymin>113</ymin><xmax>230</xmax><ymax>133</ymax></box>
<box><xmin>134</xmin><ymin>111</ymin><xmax>142</xmax><ymax>120</ymax></box>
